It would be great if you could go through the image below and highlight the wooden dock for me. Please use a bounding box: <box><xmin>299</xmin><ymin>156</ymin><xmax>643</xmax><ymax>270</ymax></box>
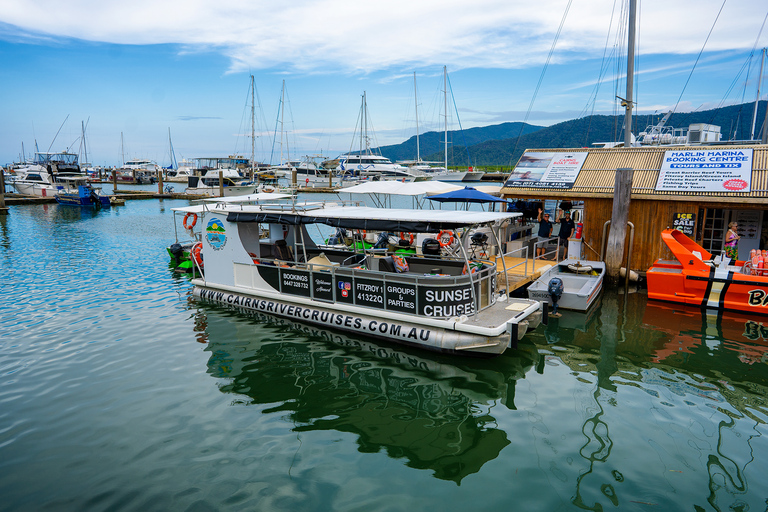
<box><xmin>494</xmin><ymin>256</ymin><xmax>554</xmax><ymax>293</ymax></box>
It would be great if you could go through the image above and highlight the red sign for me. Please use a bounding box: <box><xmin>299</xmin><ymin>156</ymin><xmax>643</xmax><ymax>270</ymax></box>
<box><xmin>723</xmin><ymin>179</ymin><xmax>748</xmax><ymax>191</ymax></box>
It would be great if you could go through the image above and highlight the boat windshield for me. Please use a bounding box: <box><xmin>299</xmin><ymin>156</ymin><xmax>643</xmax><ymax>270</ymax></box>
<box><xmin>33</xmin><ymin>152</ymin><xmax>78</xmax><ymax>165</ymax></box>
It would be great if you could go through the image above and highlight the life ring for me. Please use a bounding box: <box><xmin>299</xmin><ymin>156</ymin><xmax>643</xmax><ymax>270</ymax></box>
<box><xmin>263</xmin><ymin>185</ymin><xmax>275</xmax><ymax>193</ymax></box>
<box><xmin>183</xmin><ymin>212</ymin><xmax>198</xmax><ymax>230</ymax></box>
<box><xmin>191</xmin><ymin>242</ymin><xmax>203</xmax><ymax>268</ymax></box>
<box><xmin>438</xmin><ymin>230</ymin><xmax>454</xmax><ymax>247</ymax></box>
<box><xmin>400</xmin><ymin>232</ymin><xmax>414</xmax><ymax>244</ymax></box>
<box><xmin>568</xmin><ymin>262</ymin><xmax>593</xmax><ymax>273</ymax></box>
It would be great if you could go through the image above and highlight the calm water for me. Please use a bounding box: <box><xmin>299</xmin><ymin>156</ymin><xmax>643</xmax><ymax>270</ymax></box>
<box><xmin>2</xmin><ymin>198</ymin><xmax>768</xmax><ymax>511</ymax></box>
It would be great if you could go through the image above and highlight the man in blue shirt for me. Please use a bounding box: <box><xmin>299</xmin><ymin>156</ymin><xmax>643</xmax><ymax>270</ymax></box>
<box><xmin>537</xmin><ymin>208</ymin><xmax>553</xmax><ymax>259</ymax></box>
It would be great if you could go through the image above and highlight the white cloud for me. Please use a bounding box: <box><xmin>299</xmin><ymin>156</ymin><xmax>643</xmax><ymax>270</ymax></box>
<box><xmin>2</xmin><ymin>0</ymin><xmax>766</xmax><ymax>74</ymax></box>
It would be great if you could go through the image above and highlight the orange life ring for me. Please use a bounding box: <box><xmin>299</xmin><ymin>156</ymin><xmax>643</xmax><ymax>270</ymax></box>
<box><xmin>191</xmin><ymin>242</ymin><xmax>203</xmax><ymax>268</ymax></box>
<box><xmin>400</xmin><ymin>232</ymin><xmax>414</xmax><ymax>244</ymax></box>
<box><xmin>183</xmin><ymin>212</ymin><xmax>198</xmax><ymax>230</ymax></box>
<box><xmin>438</xmin><ymin>230</ymin><xmax>454</xmax><ymax>247</ymax></box>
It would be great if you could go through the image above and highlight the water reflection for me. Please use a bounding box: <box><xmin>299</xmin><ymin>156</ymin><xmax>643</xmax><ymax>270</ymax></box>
<box><xmin>539</xmin><ymin>291</ymin><xmax>768</xmax><ymax>510</ymax></box>
<box><xmin>198</xmin><ymin>304</ymin><xmax>538</xmax><ymax>484</ymax></box>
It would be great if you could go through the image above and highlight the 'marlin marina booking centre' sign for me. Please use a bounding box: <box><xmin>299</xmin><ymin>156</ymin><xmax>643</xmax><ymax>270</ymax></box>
<box><xmin>505</xmin><ymin>151</ymin><xmax>589</xmax><ymax>189</ymax></box>
<box><xmin>656</xmin><ymin>149</ymin><xmax>753</xmax><ymax>193</ymax></box>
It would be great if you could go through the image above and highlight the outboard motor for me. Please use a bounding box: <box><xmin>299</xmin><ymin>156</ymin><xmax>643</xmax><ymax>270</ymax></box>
<box><xmin>547</xmin><ymin>277</ymin><xmax>564</xmax><ymax>316</ymax></box>
<box><xmin>328</xmin><ymin>228</ymin><xmax>348</xmax><ymax>245</ymax></box>
<box><xmin>374</xmin><ymin>231</ymin><xmax>390</xmax><ymax>249</ymax></box>
<box><xmin>422</xmin><ymin>238</ymin><xmax>441</xmax><ymax>256</ymax></box>
<box><xmin>169</xmin><ymin>243</ymin><xmax>184</xmax><ymax>262</ymax></box>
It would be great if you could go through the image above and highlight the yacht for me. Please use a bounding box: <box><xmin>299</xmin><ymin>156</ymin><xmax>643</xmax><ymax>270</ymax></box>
<box><xmin>12</xmin><ymin>152</ymin><xmax>85</xmax><ymax>197</ymax></box>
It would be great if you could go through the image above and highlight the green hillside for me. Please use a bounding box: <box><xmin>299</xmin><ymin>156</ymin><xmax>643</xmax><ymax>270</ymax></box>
<box><xmin>381</xmin><ymin>101</ymin><xmax>767</xmax><ymax>168</ymax></box>
<box><xmin>376</xmin><ymin>122</ymin><xmax>543</xmax><ymax>163</ymax></box>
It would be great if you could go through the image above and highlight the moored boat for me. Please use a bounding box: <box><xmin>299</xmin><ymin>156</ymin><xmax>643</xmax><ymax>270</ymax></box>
<box><xmin>53</xmin><ymin>176</ymin><xmax>111</xmax><ymax>207</ymax></box>
<box><xmin>646</xmin><ymin>228</ymin><xmax>768</xmax><ymax>315</ymax></box>
<box><xmin>189</xmin><ymin>200</ymin><xmax>546</xmax><ymax>356</ymax></box>
<box><xmin>526</xmin><ymin>259</ymin><xmax>605</xmax><ymax>311</ymax></box>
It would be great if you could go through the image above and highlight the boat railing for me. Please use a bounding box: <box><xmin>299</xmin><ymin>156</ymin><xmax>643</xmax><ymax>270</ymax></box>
<box><xmin>533</xmin><ymin>237</ymin><xmax>560</xmax><ymax>262</ymax></box>
<box><xmin>498</xmin><ymin>245</ymin><xmax>532</xmax><ymax>283</ymax></box>
<box><xmin>234</xmin><ymin>254</ymin><xmax>497</xmax><ymax>318</ymax></box>
<box><xmin>741</xmin><ymin>261</ymin><xmax>768</xmax><ymax>277</ymax></box>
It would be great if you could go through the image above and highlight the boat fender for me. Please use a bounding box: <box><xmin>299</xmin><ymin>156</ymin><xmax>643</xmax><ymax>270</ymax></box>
<box><xmin>183</xmin><ymin>212</ymin><xmax>198</xmax><ymax>230</ymax></box>
<box><xmin>191</xmin><ymin>242</ymin><xmax>203</xmax><ymax>268</ymax></box>
<box><xmin>438</xmin><ymin>230</ymin><xmax>454</xmax><ymax>247</ymax></box>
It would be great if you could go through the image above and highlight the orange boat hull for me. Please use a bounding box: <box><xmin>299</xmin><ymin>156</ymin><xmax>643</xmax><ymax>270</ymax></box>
<box><xmin>647</xmin><ymin>229</ymin><xmax>768</xmax><ymax>316</ymax></box>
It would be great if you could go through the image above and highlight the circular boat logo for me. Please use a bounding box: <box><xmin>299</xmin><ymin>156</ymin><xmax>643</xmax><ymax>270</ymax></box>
<box><xmin>206</xmin><ymin>217</ymin><xmax>227</xmax><ymax>250</ymax></box>
<box><xmin>723</xmin><ymin>179</ymin><xmax>748</xmax><ymax>191</ymax></box>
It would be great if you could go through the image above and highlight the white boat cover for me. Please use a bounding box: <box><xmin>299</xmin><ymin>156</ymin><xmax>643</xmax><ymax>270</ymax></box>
<box><xmin>201</xmin><ymin>192</ymin><xmax>292</xmax><ymax>203</ymax></box>
<box><xmin>341</xmin><ymin>181</ymin><xmax>462</xmax><ymax>196</ymax></box>
<box><xmin>225</xmin><ymin>205</ymin><xmax>521</xmax><ymax>231</ymax></box>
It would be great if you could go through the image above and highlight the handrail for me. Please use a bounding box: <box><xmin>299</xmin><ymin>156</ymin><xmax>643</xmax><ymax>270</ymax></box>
<box><xmin>246</xmin><ymin>254</ymin><xmax>498</xmax><ymax>318</ymax></box>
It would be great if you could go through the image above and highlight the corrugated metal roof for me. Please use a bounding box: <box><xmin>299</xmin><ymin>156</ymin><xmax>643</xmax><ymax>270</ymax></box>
<box><xmin>499</xmin><ymin>145</ymin><xmax>768</xmax><ymax>202</ymax></box>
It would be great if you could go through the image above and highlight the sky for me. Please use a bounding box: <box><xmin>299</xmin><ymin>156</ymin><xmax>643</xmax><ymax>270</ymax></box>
<box><xmin>1</xmin><ymin>0</ymin><xmax>767</xmax><ymax>168</ymax></box>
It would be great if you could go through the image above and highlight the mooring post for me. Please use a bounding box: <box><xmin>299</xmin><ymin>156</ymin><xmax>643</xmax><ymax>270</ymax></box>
<box><xmin>0</xmin><ymin>168</ymin><xmax>9</xmax><ymax>215</ymax></box>
<box><xmin>218</xmin><ymin>170</ymin><xmax>224</xmax><ymax>197</ymax></box>
<box><xmin>606</xmin><ymin>167</ymin><xmax>633</xmax><ymax>285</ymax></box>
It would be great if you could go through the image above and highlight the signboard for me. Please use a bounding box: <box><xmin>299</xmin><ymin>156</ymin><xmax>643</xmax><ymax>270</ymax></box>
<box><xmin>418</xmin><ymin>284</ymin><xmax>475</xmax><ymax>317</ymax></box>
<box><xmin>280</xmin><ymin>269</ymin><xmax>311</xmax><ymax>297</ymax></box>
<box><xmin>312</xmin><ymin>273</ymin><xmax>334</xmax><ymax>302</ymax></box>
<box><xmin>385</xmin><ymin>282</ymin><xmax>417</xmax><ymax>314</ymax></box>
<box><xmin>505</xmin><ymin>151</ymin><xmax>588</xmax><ymax>189</ymax></box>
<box><xmin>353</xmin><ymin>277</ymin><xmax>385</xmax><ymax>309</ymax></box>
<box><xmin>672</xmin><ymin>213</ymin><xmax>696</xmax><ymax>236</ymax></box>
<box><xmin>656</xmin><ymin>149</ymin><xmax>753</xmax><ymax>192</ymax></box>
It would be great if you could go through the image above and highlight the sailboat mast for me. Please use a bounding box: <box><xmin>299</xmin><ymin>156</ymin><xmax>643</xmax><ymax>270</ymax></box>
<box><xmin>359</xmin><ymin>92</ymin><xmax>365</xmax><ymax>155</ymax></box>
<box><xmin>624</xmin><ymin>0</ymin><xmax>636</xmax><ymax>146</ymax></box>
<box><xmin>414</xmin><ymin>72</ymin><xmax>420</xmax><ymax>162</ymax></box>
<box><xmin>444</xmin><ymin>66</ymin><xmax>448</xmax><ymax>170</ymax></box>
<box><xmin>251</xmin><ymin>75</ymin><xmax>256</xmax><ymax>176</ymax></box>
<box><xmin>121</xmin><ymin>132</ymin><xmax>125</xmax><ymax>166</ymax></box>
<box><xmin>751</xmin><ymin>48</ymin><xmax>766</xmax><ymax>141</ymax></box>
<box><xmin>280</xmin><ymin>80</ymin><xmax>288</xmax><ymax>165</ymax></box>
<box><xmin>364</xmin><ymin>92</ymin><xmax>369</xmax><ymax>154</ymax></box>
<box><xmin>81</xmin><ymin>120</ymin><xmax>88</xmax><ymax>165</ymax></box>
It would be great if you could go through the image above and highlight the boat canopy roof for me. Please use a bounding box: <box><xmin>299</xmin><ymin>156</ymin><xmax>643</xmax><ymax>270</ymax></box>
<box><xmin>225</xmin><ymin>205</ymin><xmax>521</xmax><ymax>232</ymax></box>
<box><xmin>201</xmin><ymin>192</ymin><xmax>292</xmax><ymax>203</ymax></box>
<box><xmin>342</xmin><ymin>181</ymin><xmax>462</xmax><ymax>196</ymax></box>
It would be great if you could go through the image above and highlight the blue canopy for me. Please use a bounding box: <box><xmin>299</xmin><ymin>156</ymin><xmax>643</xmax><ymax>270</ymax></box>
<box><xmin>427</xmin><ymin>186</ymin><xmax>507</xmax><ymax>203</ymax></box>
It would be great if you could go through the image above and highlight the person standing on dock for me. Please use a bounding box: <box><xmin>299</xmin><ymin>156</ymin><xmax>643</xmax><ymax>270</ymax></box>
<box><xmin>537</xmin><ymin>208</ymin><xmax>553</xmax><ymax>259</ymax></box>
<box><xmin>724</xmin><ymin>221</ymin><xmax>740</xmax><ymax>261</ymax></box>
<box><xmin>557</xmin><ymin>211</ymin><xmax>575</xmax><ymax>260</ymax></box>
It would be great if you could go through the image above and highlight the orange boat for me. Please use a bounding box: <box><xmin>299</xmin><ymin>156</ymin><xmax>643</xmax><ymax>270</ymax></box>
<box><xmin>647</xmin><ymin>229</ymin><xmax>768</xmax><ymax>315</ymax></box>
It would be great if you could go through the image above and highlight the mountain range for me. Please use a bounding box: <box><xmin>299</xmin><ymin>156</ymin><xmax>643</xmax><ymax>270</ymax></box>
<box><xmin>375</xmin><ymin>100</ymin><xmax>767</xmax><ymax>168</ymax></box>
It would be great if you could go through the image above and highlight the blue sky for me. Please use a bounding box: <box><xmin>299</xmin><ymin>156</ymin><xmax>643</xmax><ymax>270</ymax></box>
<box><xmin>1</xmin><ymin>0</ymin><xmax>767</xmax><ymax>167</ymax></box>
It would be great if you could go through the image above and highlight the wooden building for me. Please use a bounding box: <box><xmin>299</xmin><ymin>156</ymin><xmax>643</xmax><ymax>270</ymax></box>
<box><xmin>499</xmin><ymin>145</ymin><xmax>768</xmax><ymax>273</ymax></box>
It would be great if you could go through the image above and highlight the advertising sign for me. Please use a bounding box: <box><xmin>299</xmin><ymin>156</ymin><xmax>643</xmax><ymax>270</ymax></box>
<box><xmin>656</xmin><ymin>149</ymin><xmax>753</xmax><ymax>192</ymax></box>
<box><xmin>672</xmin><ymin>213</ymin><xmax>696</xmax><ymax>236</ymax></box>
<box><xmin>505</xmin><ymin>151</ymin><xmax>588</xmax><ymax>189</ymax></box>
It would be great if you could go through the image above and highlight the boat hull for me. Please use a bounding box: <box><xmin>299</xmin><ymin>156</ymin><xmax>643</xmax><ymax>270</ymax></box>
<box><xmin>192</xmin><ymin>285</ymin><xmax>538</xmax><ymax>356</ymax></box>
<box><xmin>646</xmin><ymin>229</ymin><xmax>768</xmax><ymax>316</ymax></box>
<box><xmin>526</xmin><ymin>260</ymin><xmax>605</xmax><ymax>311</ymax></box>
<box><xmin>647</xmin><ymin>264</ymin><xmax>768</xmax><ymax>315</ymax></box>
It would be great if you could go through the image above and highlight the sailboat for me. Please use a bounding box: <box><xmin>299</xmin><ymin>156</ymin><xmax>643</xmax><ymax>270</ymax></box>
<box><xmin>323</xmin><ymin>92</ymin><xmax>426</xmax><ymax>183</ymax></box>
<box><xmin>402</xmin><ymin>68</ymin><xmax>484</xmax><ymax>182</ymax></box>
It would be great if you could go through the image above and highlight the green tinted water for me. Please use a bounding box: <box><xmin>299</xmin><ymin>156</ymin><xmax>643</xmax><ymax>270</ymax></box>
<box><xmin>1</xmin><ymin>200</ymin><xmax>768</xmax><ymax>511</ymax></box>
